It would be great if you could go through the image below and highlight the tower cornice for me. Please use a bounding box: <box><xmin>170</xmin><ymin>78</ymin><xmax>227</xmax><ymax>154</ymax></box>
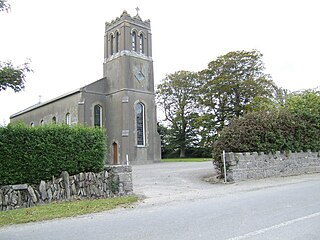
<box><xmin>104</xmin><ymin>50</ymin><xmax>153</xmax><ymax>63</ymax></box>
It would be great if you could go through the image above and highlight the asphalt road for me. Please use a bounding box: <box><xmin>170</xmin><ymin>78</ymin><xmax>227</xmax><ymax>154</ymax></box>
<box><xmin>1</xmin><ymin>162</ymin><xmax>320</xmax><ymax>240</ymax></box>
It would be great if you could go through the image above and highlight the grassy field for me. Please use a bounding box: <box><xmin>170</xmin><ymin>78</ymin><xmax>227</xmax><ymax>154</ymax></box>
<box><xmin>0</xmin><ymin>196</ymin><xmax>138</xmax><ymax>227</ymax></box>
<box><xmin>161</xmin><ymin>158</ymin><xmax>211</xmax><ymax>162</ymax></box>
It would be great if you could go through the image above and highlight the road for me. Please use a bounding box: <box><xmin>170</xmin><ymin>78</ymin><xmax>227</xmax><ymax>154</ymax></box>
<box><xmin>1</xmin><ymin>162</ymin><xmax>320</xmax><ymax>240</ymax></box>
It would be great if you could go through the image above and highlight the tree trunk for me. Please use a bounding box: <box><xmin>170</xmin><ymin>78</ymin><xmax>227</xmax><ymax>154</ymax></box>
<box><xmin>179</xmin><ymin>145</ymin><xmax>186</xmax><ymax>158</ymax></box>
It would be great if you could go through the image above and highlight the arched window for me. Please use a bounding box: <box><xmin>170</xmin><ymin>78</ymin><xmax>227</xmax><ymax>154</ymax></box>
<box><xmin>132</xmin><ymin>31</ymin><xmax>137</xmax><ymax>51</ymax></box>
<box><xmin>110</xmin><ymin>34</ymin><xmax>114</xmax><ymax>55</ymax></box>
<box><xmin>30</xmin><ymin>122</ymin><xmax>34</xmax><ymax>127</ymax></box>
<box><xmin>40</xmin><ymin>120</ymin><xmax>44</xmax><ymax>125</ymax></box>
<box><xmin>65</xmin><ymin>113</ymin><xmax>71</xmax><ymax>125</ymax></box>
<box><xmin>136</xmin><ymin>102</ymin><xmax>145</xmax><ymax>146</ymax></box>
<box><xmin>115</xmin><ymin>31</ymin><xmax>120</xmax><ymax>53</ymax></box>
<box><xmin>139</xmin><ymin>33</ymin><xmax>144</xmax><ymax>54</ymax></box>
<box><xmin>94</xmin><ymin>105</ymin><xmax>102</xmax><ymax>127</ymax></box>
<box><xmin>52</xmin><ymin>116</ymin><xmax>56</xmax><ymax>124</ymax></box>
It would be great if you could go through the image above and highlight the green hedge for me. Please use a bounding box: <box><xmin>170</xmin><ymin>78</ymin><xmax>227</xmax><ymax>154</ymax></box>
<box><xmin>0</xmin><ymin>123</ymin><xmax>107</xmax><ymax>185</ymax></box>
<box><xmin>212</xmin><ymin>110</ymin><xmax>320</xmax><ymax>173</ymax></box>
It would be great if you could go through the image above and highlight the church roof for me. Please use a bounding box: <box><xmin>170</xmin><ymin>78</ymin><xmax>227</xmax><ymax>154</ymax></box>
<box><xmin>10</xmin><ymin>76</ymin><xmax>108</xmax><ymax>119</ymax></box>
<box><xmin>10</xmin><ymin>88</ymin><xmax>81</xmax><ymax>119</ymax></box>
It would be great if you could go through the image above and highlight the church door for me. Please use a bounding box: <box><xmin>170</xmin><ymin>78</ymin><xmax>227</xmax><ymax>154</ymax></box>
<box><xmin>112</xmin><ymin>142</ymin><xmax>118</xmax><ymax>165</ymax></box>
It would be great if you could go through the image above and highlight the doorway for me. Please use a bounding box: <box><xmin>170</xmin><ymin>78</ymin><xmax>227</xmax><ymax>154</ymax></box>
<box><xmin>112</xmin><ymin>142</ymin><xmax>118</xmax><ymax>165</ymax></box>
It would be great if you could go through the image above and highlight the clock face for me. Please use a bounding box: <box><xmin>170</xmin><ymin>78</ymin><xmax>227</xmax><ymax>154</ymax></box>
<box><xmin>134</xmin><ymin>70</ymin><xmax>145</xmax><ymax>83</ymax></box>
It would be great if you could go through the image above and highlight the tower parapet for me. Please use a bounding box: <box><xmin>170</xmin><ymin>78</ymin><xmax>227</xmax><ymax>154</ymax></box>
<box><xmin>105</xmin><ymin>10</ymin><xmax>151</xmax><ymax>30</ymax></box>
<box><xmin>103</xmin><ymin>10</ymin><xmax>152</xmax><ymax>66</ymax></box>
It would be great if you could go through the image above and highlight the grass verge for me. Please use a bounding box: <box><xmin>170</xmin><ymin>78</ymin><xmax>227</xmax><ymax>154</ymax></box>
<box><xmin>0</xmin><ymin>196</ymin><xmax>138</xmax><ymax>227</ymax></box>
<box><xmin>161</xmin><ymin>158</ymin><xmax>211</xmax><ymax>162</ymax></box>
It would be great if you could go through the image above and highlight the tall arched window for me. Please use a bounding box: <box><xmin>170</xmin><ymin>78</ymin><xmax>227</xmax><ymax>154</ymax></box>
<box><xmin>115</xmin><ymin>31</ymin><xmax>120</xmax><ymax>53</ymax></box>
<box><xmin>132</xmin><ymin>31</ymin><xmax>137</xmax><ymax>51</ymax></box>
<box><xmin>94</xmin><ymin>105</ymin><xmax>102</xmax><ymax>127</ymax></box>
<box><xmin>65</xmin><ymin>113</ymin><xmax>71</xmax><ymax>125</ymax></box>
<box><xmin>110</xmin><ymin>34</ymin><xmax>114</xmax><ymax>55</ymax></box>
<box><xmin>139</xmin><ymin>33</ymin><xmax>144</xmax><ymax>54</ymax></box>
<box><xmin>136</xmin><ymin>102</ymin><xmax>145</xmax><ymax>146</ymax></box>
<box><xmin>52</xmin><ymin>116</ymin><xmax>56</xmax><ymax>124</ymax></box>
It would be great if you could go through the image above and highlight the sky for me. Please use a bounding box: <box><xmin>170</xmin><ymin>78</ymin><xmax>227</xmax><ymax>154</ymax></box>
<box><xmin>1</xmin><ymin>0</ymin><xmax>319</xmax><ymax>125</ymax></box>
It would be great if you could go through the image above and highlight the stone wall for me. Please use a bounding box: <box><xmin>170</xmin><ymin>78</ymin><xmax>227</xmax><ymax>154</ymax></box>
<box><xmin>225</xmin><ymin>151</ymin><xmax>320</xmax><ymax>182</ymax></box>
<box><xmin>0</xmin><ymin>165</ymin><xmax>133</xmax><ymax>211</ymax></box>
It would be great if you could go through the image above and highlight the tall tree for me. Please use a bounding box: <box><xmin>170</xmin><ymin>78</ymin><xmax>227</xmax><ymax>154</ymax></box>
<box><xmin>197</xmin><ymin>50</ymin><xmax>278</xmax><ymax>144</ymax></box>
<box><xmin>156</xmin><ymin>71</ymin><xmax>199</xmax><ymax>158</ymax></box>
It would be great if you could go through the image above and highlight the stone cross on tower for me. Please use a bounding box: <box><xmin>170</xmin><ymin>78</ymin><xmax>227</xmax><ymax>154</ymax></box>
<box><xmin>135</xmin><ymin>6</ymin><xmax>140</xmax><ymax>16</ymax></box>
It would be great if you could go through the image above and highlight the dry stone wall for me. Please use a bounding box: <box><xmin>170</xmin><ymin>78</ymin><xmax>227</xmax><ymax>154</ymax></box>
<box><xmin>0</xmin><ymin>165</ymin><xmax>133</xmax><ymax>211</ymax></box>
<box><xmin>225</xmin><ymin>151</ymin><xmax>320</xmax><ymax>182</ymax></box>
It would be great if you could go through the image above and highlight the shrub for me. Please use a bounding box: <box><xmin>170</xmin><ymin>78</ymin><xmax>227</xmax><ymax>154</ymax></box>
<box><xmin>212</xmin><ymin>109</ymin><xmax>320</xmax><ymax>174</ymax></box>
<box><xmin>0</xmin><ymin>123</ymin><xmax>107</xmax><ymax>185</ymax></box>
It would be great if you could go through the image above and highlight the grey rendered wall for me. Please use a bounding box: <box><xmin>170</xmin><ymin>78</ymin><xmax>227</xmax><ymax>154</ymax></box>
<box><xmin>104</xmin><ymin>55</ymin><xmax>160</xmax><ymax>165</ymax></box>
<box><xmin>10</xmin><ymin>92</ymin><xmax>81</xmax><ymax>126</ymax></box>
<box><xmin>80</xmin><ymin>79</ymin><xmax>108</xmax><ymax>127</ymax></box>
<box><xmin>103</xmin><ymin>11</ymin><xmax>160</xmax><ymax>165</ymax></box>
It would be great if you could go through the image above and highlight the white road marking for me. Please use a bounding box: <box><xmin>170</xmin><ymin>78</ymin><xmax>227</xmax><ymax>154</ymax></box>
<box><xmin>227</xmin><ymin>211</ymin><xmax>320</xmax><ymax>240</ymax></box>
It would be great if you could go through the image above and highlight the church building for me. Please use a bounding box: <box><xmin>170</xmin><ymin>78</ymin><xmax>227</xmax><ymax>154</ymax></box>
<box><xmin>10</xmin><ymin>10</ymin><xmax>161</xmax><ymax>165</ymax></box>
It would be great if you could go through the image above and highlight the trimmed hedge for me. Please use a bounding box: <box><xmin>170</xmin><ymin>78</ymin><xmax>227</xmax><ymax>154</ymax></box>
<box><xmin>0</xmin><ymin>123</ymin><xmax>107</xmax><ymax>185</ymax></box>
<box><xmin>212</xmin><ymin>110</ymin><xmax>320</xmax><ymax>173</ymax></box>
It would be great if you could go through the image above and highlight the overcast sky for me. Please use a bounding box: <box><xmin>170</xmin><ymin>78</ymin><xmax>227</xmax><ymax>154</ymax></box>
<box><xmin>1</xmin><ymin>0</ymin><xmax>319</xmax><ymax>125</ymax></box>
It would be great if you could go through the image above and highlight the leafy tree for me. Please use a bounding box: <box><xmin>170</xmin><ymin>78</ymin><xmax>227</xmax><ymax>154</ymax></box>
<box><xmin>0</xmin><ymin>60</ymin><xmax>32</xmax><ymax>92</ymax></box>
<box><xmin>0</xmin><ymin>0</ymin><xmax>10</xmax><ymax>12</ymax></box>
<box><xmin>157</xmin><ymin>123</ymin><xmax>172</xmax><ymax>157</ymax></box>
<box><xmin>246</xmin><ymin>87</ymin><xmax>288</xmax><ymax>112</ymax></box>
<box><xmin>285</xmin><ymin>88</ymin><xmax>320</xmax><ymax>120</ymax></box>
<box><xmin>156</xmin><ymin>71</ymin><xmax>200</xmax><ymax>158</ymax></box>
<box><xmin>197</xmin><ymin>50</ymin><xmax>278</xmax><ymax>144</ymax></box>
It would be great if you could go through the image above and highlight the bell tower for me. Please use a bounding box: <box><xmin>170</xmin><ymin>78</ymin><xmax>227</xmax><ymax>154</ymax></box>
<box><xmin>103</xmin><ymin>10</ymin><xmax>161</xmax><ymax>164</ymax></box>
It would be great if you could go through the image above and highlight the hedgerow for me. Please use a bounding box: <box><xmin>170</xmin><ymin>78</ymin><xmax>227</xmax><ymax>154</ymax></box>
<box><xmin>212</xmin><ymin>109</ymin><xmax>320</xmax><ymax>173</ymax></box>
<box><xmin>0</xmin><ymin>123</ymin><xmax>107</xmax><ymax>185</ymax></box>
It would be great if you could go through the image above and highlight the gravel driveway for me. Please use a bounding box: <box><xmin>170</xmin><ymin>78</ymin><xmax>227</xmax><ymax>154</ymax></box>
<box><xmin>132</xmin><ymin>161</ymin><xmax>220</xmax><ymax>205</ymax></box>
<box><xmin>132</xmin><ymin>161</ymin><xmax>320</xmax><ymax>206</ymax></box>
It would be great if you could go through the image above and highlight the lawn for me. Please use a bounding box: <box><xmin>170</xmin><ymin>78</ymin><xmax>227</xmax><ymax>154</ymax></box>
<box><xmin>0</xmin><ymin>196</ymin><xmax>138</xmax><ymax>227</ymax></box>
<box><xmin>161</xmin><ymin>158</ymin><xmax>211</xmax><ymax>162</ymax></box>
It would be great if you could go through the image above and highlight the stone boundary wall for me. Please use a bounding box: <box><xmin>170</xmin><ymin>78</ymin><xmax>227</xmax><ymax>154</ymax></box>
<box><xmin>225</xmin><ymin>151</ymin><xmax>320</xmax><ymax>182</ymax></box>
<box><xmin>0</xmin><ymin>165</ymin><xmax>133</xmax><ymax>211</ymax></box>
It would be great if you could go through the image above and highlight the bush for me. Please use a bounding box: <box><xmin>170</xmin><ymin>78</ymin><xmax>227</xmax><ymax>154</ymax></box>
<box><xmin>0</xmin><ymin>123</ymin><xmax>107</xmax><ymax>185</ymax></box>
<box><xmin>212</xmin><ymin>110</ymin><xmax>320</xmax><ymax>174</ymax></box>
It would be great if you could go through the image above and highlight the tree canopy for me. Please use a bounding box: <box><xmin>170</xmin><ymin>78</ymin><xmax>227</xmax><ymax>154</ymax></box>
<box><xmin>286</xmin><ymin>88</ymin><xmax>320</xmax><ymax>121</ymax></box>
<box><xmin>0</xmin><ymin>60</ymin><xmax>32</xmax><ymax>92</ymax></box>
<box><xmin>157</xmin><ymin>50</ymin><xmax>319</xmax><ymax>159</ymax></box>
<box><xmin>0</xmin><ymin>0</ymin><xmax>10</xmax><ymax>12</ymax></box>
<box><xmin>156</xmin><ymin>71</ymin><xmax>200</xmax><ymax>158</ymax></box>
<box><xmin>196</xmin><ymin>50</ymin><xmax>278</xmax><ymax>145</ymax></box>
<box><xmin>156</xmin><ymin>50</ymin><xmax>279</xmax><ymax>158</ymax></box>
